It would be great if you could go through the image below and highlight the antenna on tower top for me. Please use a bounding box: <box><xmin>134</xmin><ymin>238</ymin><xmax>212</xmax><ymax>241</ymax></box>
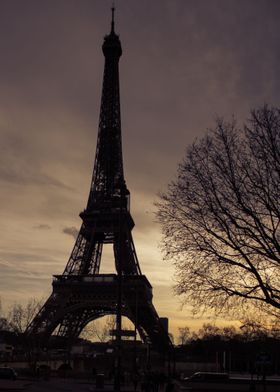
<box><xmin>111</xmin><ymin>2</ymin><xmax>115</xmax><ymax>33</ymax></box>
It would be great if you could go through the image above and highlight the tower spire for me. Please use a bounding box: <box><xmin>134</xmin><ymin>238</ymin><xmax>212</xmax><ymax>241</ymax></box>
<box><xmin>111</xmin><ymin>3</ymin><xmax>115</xmax><ymax>33</ymax></box>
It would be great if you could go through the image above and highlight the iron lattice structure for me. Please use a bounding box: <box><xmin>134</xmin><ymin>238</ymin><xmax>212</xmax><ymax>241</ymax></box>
<box><xmin>26</xmin><ymin>13</ymin><xmax>171</xmax><ymax>352</ymax></box>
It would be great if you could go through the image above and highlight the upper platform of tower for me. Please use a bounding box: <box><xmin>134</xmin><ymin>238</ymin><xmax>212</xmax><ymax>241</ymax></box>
<box><xmin>102</xmin><ymin>6</ymin><xmax>122</xmax><ymax>59</ymax></box>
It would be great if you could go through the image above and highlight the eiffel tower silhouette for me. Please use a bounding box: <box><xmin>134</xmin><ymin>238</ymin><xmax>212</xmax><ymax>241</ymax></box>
<box><xmin>26</xmin><ymin>8</ymin><xmax>171</xmax><ymax>353</ymax></box>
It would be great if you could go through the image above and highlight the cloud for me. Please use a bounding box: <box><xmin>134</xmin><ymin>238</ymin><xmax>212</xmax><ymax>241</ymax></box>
<box><xmin>0</xmin><ymin>165</ymin><xmax>72</xmax><ymax>190</ymax></box>
<box><xmin>0</xmin><ymin>130</ymin><xmax>73</xmax><ymax>190</ymax></box>
<box><xmin>0</xmin><ymin>250</ymin><xmax>60</xmax><ymax>267</ymax></box>
<box><xmin>34</xmin><ymin>224</ymin><xmax>51</xmax><ymax>230</ymax></box>
<box><xmin>63</xmin><ymin>226</ymin><xmax>79</xmax><ymax>239</ymax></box>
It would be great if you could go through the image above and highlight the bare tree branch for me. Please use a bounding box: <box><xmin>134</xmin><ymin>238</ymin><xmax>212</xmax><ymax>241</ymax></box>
<box><xmin>156</xmin><ymin>106</ymin><xmax>280</xmax><ymax>318</ymax></box>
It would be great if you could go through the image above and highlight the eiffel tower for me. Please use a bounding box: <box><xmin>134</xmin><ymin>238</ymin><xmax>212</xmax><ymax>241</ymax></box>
<box><xmin>26</xmin><ymin>9</ymin><xmax>171</xmax><ymax>353</ymax></box>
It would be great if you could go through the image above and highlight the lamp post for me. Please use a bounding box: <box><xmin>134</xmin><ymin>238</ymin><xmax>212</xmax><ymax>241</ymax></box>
<box><xmin>134</xmin><ymin>288</ymin><xmax>138</xmax><ymax>377</ymax></box>
<box><xmin>114</xmin><ymin>183</ymin><xmax>128</xmax><ymax>392</ymax></box>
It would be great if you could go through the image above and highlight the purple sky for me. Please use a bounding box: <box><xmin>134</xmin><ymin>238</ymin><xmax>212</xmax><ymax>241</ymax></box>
<box><xmin>0</xmin><ymin>0</ymin><xmax>280</xmax><ymax>337</ymax></box>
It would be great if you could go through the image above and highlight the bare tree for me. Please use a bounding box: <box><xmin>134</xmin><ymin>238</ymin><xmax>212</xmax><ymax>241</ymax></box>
<box><xmin>8</xmin><ymin>298</ymin><xmax>43</xmax><ymax>334</ymax></box>
<box><xmin>220</xmin><ymin>326</ymin><xmax>238</xmax><ymax>340</ymax></box>
<box><xmin>0</xmin><ymin>297</ymin><xmax>10</xmax><ymax>331</ymax></box>
<box><xmin>197</xmin><ymin>323</ymin><xmax>221</xmax><ymax>339</ymax></box>
<box><xmin>157</xmin><ymin>106</ymin><xmax>280</xmax><ymax>318</ymax></box>
<box><xmin>177</xmin><ymin>326</ymin><xmax>191</xmax><ymax>345</ymax></box>
<box><xmin>80</xmin><ymin>315</ymin><xmax>116</xmax><ymax>342</ymax></box>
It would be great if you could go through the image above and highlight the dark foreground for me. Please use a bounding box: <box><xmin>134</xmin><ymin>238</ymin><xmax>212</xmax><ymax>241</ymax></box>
<box><xmin>0</xmin><ymin>377</ymin><xmax>280</xmax><ymax>392</ymax></box>
<box><xmin>179</xmin><ymin>377</ymin><xmax>280</xmax><ymax>392</ymax></box>
<box><xmin>0</xmin><ymin>378</ymin><xmax>129</xmax><ymax>392</ymax></box>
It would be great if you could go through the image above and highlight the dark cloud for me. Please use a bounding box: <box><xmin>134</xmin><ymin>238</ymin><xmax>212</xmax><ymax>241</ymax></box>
<box><xmin>63</xmin><ymin>226</ymin><xmax>79</xmax><ymax>239</ymax></box>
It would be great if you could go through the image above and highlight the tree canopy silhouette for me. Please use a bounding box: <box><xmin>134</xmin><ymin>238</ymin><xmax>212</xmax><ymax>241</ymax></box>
<box><xmin>157</xmin><ymin>106</ymin><xmax>280</xmax><ymax>318</ymax></box>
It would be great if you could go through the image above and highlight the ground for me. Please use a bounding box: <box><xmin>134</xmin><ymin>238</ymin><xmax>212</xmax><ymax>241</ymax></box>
<box><xmin>1</xmin><ymin>377</ymin><xmax>280</xmax><ymax>392</ymax></box>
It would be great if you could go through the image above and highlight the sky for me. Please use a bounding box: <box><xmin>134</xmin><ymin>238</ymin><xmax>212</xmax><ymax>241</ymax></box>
<box><xmin>0</xmin><ymin>0</ymin><xmax>280</xmax><ymax>339</ymax></box>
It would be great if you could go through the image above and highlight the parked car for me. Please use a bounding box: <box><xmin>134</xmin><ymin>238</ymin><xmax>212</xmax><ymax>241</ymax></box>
<box><xmin>184</xmin><ymin>372</ymin><xmax>229</xmax><ymax>382</ymax></box>
<box><xmin>0</xmin><ymin>367</ymin><xmax>17</xmax><ymax>380</ymax></box>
